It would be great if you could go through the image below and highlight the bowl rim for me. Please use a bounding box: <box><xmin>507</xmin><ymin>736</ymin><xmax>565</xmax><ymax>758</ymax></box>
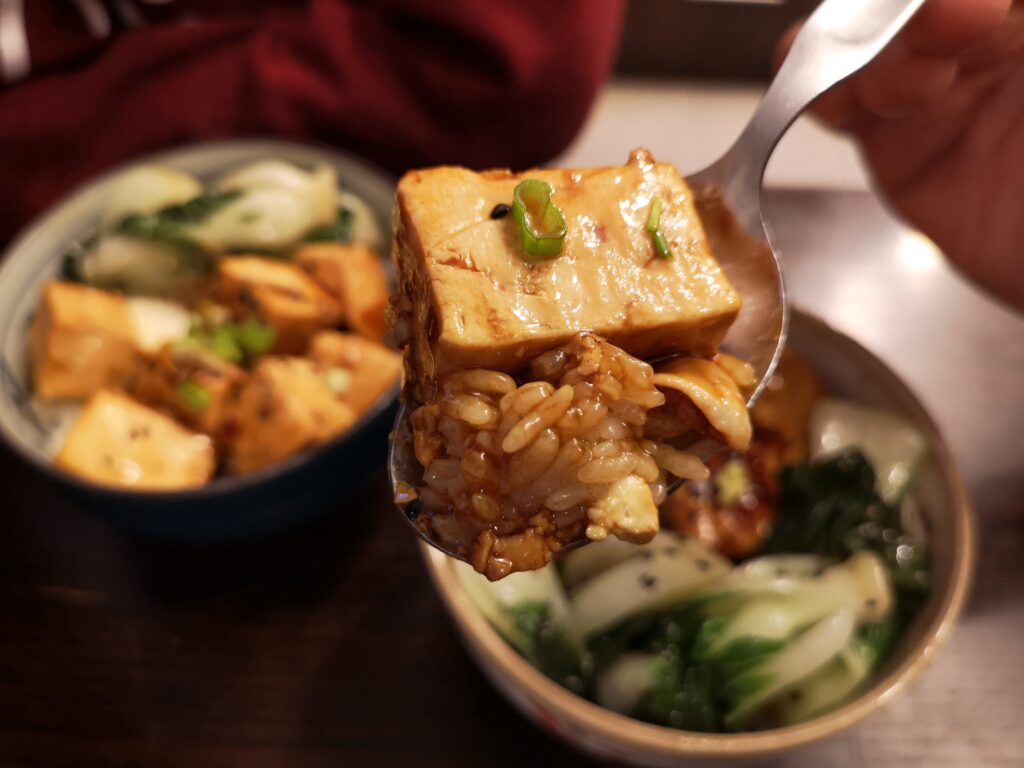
<box><xmin>420</xmin><ymin>308</ymin><xmax>974</xmax><ymax>759</ymax></box>
<box><xmin>0</xmin><ymin>138</ymin><xmax>399</xmax><ymax>500</ymax></box>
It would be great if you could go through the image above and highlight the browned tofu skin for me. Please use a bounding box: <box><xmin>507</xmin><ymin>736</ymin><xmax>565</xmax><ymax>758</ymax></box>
<box><xmin>211</xmin><ymin>257</ymin><xmax>341</xmax><ymax>354</ymax></box>
<box><xmin>28</xmin><ymin>282</ymin><xmax>138</xmax><ymax>400</ymax></box>
<box><xmin>130</xmin><ymin>344</ymin><xmax>247</xmax><ymax>444</ymax></box>
<box><xmin>294</xmin><ymin>243</ymin><xmax>390</xmax><ymax>341</ymax></box>
<box><xmin>392</xmin><ymin>149</ymin><xmax>742</xmax><ymax>402</ymax></box>
<box><xmin>226</xmin><ymin>356</ymin><xmax>357</xmax><ymax>474</ymax></box>
<box><xmin>56</xmin><ymin>390</ymin><xmax>215</xmax><ymax>489</ymax></box>
<box><xmin>309</xmin><ymin>331</ymin><xmax>401</xmax><ymax>414</ymax></box>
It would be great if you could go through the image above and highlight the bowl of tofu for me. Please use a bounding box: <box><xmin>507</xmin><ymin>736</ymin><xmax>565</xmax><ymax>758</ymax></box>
<box><xmin>0</xmin><ymin>140</ymin><xmax>402</xmax><ymax>540</ymax></box>
<box><xmin>420</xmin><ymin>309</ymin><xmax>973</xmax><ymax>765</ymax></box>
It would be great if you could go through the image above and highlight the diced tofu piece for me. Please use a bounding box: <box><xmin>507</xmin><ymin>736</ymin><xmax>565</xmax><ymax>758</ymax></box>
<box><xmin>55</xmin><ymin>390</ymin><xmax>215</xmax><ymax>489</ymax></box>
<box><xmin>392</xmin><ymin>149</ymin><xmax>742</xmax><ymax>401</ymax></box>
<box><xmin>226</xmin><ymin>356</ymin><xmax>357</xmax><ymax>474</ymax></box>
<box><xmin>130</xmin><ymin>343</ymin><xmax>247</xmax><ymax>443</ymax></box>
<box><xmin>211</xmin><ymin>256</ymin><xmax>341</xmax><ymax>354</ymax></box>
<box><xmin>585</xmin><ymin>475</ymin><xmax>660</xmax><ymax>544</ymax></box>
<box><xmin>28</xmin><ymin>282</ymin><xmax>139</xmax><ymax>400</ymax></box>
<box><xmin>309</xmin><ymin>331</ymin><xmax>401</xmax><ymax>414</ymax></box>
<box><xmin>294</xmin><ymin>242</ymin><xmax>390</xmax><ymax>341</ymax></box>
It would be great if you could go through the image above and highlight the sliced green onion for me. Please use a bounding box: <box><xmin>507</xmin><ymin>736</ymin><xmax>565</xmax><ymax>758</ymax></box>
<box><xmin>646</xmin><ymin>198</ymin><xmax>663</xmax><ymax>233</ymax></box>
<box><xmin>234</xmin><ymin>318</ymin><xmax>276</xmax><ymax>357</ymax></box>
<box><xmin>207</xmin><ymin>325</ymin><xmax>244</xmax><ymax>364</ymax></box>
<box><xmin>177</xmin><ymin>380</ymin><xmax>212</xmax><ymax>411</ymax></box>
<box><xmin>652</xmin><ymin>230</ymin><xmax>672</xmax><ymax>260</ymax></box>
<box><xmin>647</xmin><ymin>197</ymin><xmax>673</xmax><ymax>259</ymax></box>
<box><xmin>511</xmin><ymin>179</ymin><xmax>567</xmax><ymax>261</ymax></box>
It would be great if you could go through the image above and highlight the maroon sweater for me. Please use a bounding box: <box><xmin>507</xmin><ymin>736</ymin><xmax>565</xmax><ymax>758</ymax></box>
<box><xmin>0</xmin><ymin>0</ymin><xmax>624</xmax><ymax>240</ymax></box>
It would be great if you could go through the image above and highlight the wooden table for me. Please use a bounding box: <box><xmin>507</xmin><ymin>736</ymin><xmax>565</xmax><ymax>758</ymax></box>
<box><xmin>1</xmin><ymin>191</ymin><xmax>1022</xmax><ymax>768</ymax></box>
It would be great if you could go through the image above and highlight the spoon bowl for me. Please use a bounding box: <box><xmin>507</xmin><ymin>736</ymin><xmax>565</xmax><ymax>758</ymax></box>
<box><xmin>391</xmin><ymin>0</ymin><xmax>928</xmax><ymax>562</ymax></box>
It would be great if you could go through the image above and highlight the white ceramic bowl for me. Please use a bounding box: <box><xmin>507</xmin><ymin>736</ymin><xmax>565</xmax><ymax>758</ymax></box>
<box><xmin>421</xmin><ymin>309</ymin><xmax>973</xmax><ymax>766</ymax></box>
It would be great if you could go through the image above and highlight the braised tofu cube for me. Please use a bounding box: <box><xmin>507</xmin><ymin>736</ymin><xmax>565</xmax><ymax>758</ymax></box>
<box><xmin>309</xmin><ymin>331</ymin><xmax>401</xmax><ymax>414</ymax></box>
<box><xmin>28</xmin><ymin>282</ymin><xmax>139</xmax><ymax>400</ymax></box>
<box><xmin>392</xmin><ymin>149</ymin><xmax>742</xmax><ymax>401</ymax></box>
<box><xmin>55</xmin><ymin>390</ymin><xmax>215</xmax><ymax>489</ymax></box>
<box><xmin>130</xmin><ymin>343</ymin><xmax>247</xmax><ymax>442</ymax></box>
<box><xmin>212</xmin><ymin>257</ymin><xmax>341</xmax><ymax>354</ymax></box>
<box><xmin>226</xmin><ymin>356</ymin><xmax>357</xmax><ymax>474</ymax></box>
<box><xmin>294</xmin><ymin>243</ymin><xmax>390</xmax><ymax>341</ymax></box>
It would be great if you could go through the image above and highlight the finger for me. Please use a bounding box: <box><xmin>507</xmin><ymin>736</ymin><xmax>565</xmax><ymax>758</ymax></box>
<box><xmin>903</xmin><ymin>0</ymin><xmax>1012</xmax><ymax>56</ymax></box>
<box><xmin>959</xmin><ymin>6</ymin><xmax>1024</xmax><ymax>74</ymax></box>
<box><xmin>809</xmin><ymin>84</ymin><xmax>870</xmax><ymax>129</ymax></box>
<box><xmin>850</xmin><ymin>38</ymin><xmax>959</xmax><ymax>117</ymax></box>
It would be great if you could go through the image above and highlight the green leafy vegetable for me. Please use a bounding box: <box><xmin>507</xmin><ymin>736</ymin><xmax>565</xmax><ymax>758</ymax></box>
<box><xmin>639</xmin><ymin>656</ymin><xmax>720</xmax><ymax>731</ymax></box>
<box><xmin>511</xmin><ymin>179</ymin><xmax>567</xmax><ymax>260</ymax></box>
<box><xmin>507</xmin><ymin>602</ymin><xmax>590</xmax><ymax>695</ymax></box>
<box><xmin>116</xmin><ymin>190</ymin><xmax>243</xmax><ymax>250</ymax></box>
<box><xmin>633</xmin><ymin>607</ymin><xmax>723</xmax><ymax>731</ymax></box>
<box><xmin>763</xmin><ymin>450</ymin><xmax>930</xmax><ymax>630</ymax></box>
<box><xmin>304</xmin><ymin>207</ymin><xmax>355</xmax><ymax>244</ymax></box>
<box><xmin>177</xmin><ymin>380</ymin><xmax>212</xmax><ymax>411</ymax></box>
<box><xmin>856</xmin><ymin>620</ymin><xmax>897</xmax><ymax>666</ymax></box>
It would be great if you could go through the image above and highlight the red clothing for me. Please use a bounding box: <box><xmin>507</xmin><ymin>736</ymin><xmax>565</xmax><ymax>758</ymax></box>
<box><xmin>0</xmin><ymin>0</ymin><xmax>624</xmax><ymax>240</ymax></box>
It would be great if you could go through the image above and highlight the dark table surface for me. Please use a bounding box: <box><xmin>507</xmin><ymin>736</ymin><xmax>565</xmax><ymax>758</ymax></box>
<box><xmin>2</xmin><ymin>190</ymin><xmax>1022</xmax><ymax>768</ymax></box>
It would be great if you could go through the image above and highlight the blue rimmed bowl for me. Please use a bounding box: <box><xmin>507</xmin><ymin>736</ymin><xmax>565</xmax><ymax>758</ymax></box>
<box><xmin>0</xmin><ymin>140</ymin><xmax>398</xmax><ymax>541</ymax></box>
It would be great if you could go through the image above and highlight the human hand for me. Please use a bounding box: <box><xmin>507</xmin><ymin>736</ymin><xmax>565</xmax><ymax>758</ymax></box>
<box><xmin>778</xmin><ymin>0</ymin><xmax>1024</xmax><ymax>309</ymax></box>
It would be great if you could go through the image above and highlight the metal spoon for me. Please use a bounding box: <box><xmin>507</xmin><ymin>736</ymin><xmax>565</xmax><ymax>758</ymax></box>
<box><xmin>391</xmin><ymin>0</ymin><xmax>928</xmax><ymax>560</ymax></box>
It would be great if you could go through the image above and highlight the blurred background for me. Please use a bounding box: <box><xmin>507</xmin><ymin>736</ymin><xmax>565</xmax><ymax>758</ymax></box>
<box><xmin>571</xmin><ymin>0</ymin><xmax>867</xmax><ymax>187</ymax></box>
<box><xmin>1</xmin><ymin>2</ymin><xmax>1022</xmax><ymax>767</ymax></box>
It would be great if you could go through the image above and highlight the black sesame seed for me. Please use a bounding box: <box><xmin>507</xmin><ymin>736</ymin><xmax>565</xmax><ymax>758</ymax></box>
<box><xmin>404</xmin><ymin>498</ymin><xmax>423</xmax><ymax>520</ymax></box>
<box><xmin>775</xmin><ymin>567</ymin><xmax>788</xmax><ymax>577</ymax></box>
<box><xmin>663</xmin><ymin>547</ymin><xmax>678</xmax><ymax>557</ymax></box>
<box><xmin>639</xmin><ymin>572</ymin><xmax>657</xmax><ymax>589</ymax></box>
<box><xmin>696</xmin><ymin>559</ymin><xmax>711</xmax><ymax>572</ymax></box>
<box><xmin>865</xmin><ymin>598</ymin><xmax>878</xmax><ymax>609</ymax></box>
<box><xmin>640</xmin><ymin>550</ymin><xmax>654</xmax><ymax>561</ymax></box>
<box><xmin>490</xmin><ymin>203</ymin><xmax>511</xmax><ymax>220</ymax></box>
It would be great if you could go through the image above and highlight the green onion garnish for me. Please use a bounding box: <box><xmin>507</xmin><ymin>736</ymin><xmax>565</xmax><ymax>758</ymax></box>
<box><xmin>511</xmin><ymin>179</ymin><xmax>567</xmax><ymax>261</ymax></box>
<box><xmin>646</xmin><ymin>198</ymin><xmax>662</xmax><ymax>232</ymax></box>
<box><xmin>234</xmin><ymin>318</ymin><xmax>277</xmax><ymax>357</ymax></box>
<box><xmin>177</xmin><ymin>380</ymin><xmax>212</xmax><ymax>411</ymax></box>
<box><xmin>652</xmin><ymin>230</ymin><xmax>672</xmax><ymax>260</ymax></box>
<box><xmin>647</xmin><ymin>198</ymin><xmax>673</xmax><ymax>259</ymax></box>
<box><xmin>207</xmin><ymin>325</ymin><xmax>244</xmax><ymax>364</ymax></box>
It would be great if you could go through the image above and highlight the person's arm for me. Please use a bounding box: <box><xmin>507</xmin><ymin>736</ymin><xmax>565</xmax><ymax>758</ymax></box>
<box><xmin>0</xmin><ymin>0</ymin><xmax>624</xmax><ymax>240</ymax></box>
<box><xmin>777</xmin><ymin>0</ymin><xmax>1024</xmax><ymax>309</ymax></box>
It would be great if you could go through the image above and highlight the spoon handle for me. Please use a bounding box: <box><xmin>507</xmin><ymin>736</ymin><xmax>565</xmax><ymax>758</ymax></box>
<box><xmin>720</xmin><ymin>0</ymin><xmax>928</xmax><ymax>195</ymax></box>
